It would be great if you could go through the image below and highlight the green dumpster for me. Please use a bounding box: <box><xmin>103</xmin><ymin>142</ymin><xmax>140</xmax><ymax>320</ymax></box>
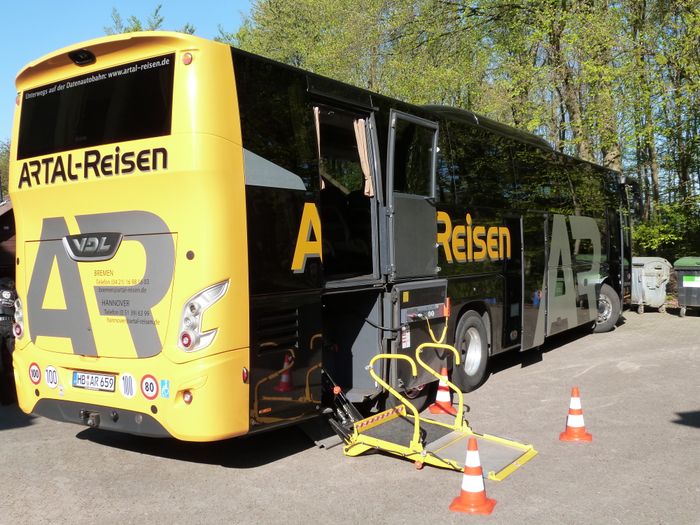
<box><xmin>673</xmin><ymin>257</ymin><xmax>700</xmax><ymax>317</ymax></box>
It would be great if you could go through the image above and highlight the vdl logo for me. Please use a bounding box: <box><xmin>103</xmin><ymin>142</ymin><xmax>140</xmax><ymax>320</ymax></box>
<box><xmin>62</xmin><ymin>232</ymin><xmax>123</xmax><ymax>262</ymax></box>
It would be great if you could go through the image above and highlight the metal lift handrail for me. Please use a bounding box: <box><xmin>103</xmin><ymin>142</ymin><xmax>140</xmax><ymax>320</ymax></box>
<box><xmin>366</xmin><ymin>353</ymin><xmax>422</xmax><ymax>451</ymax></box>
<box><xmin>414</xmin><ymin>342</ymin><xmax>468</xmax><ymax>432</ymax></box>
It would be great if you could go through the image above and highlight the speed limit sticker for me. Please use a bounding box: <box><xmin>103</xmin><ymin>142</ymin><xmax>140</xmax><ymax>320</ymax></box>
<box><xmin>29</xmin><ymin>363</ymin><xmax>41</xmax><ymax>385</ymax></box>
<box><xmin>140</xmin><ymin>374</ymin><xmax>159</xmax><ymax>400</ymax></box>
<box><xmin>45</xmin><ymin>366</ymin><xmax>58</xmax><ymax>389</ymax></box>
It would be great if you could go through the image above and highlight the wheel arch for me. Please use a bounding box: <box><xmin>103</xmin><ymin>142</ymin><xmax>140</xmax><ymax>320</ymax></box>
<box><xmin>451</xmin><ymin>301</ymin><xmax>492</xmax><ymax>357</ymax></box>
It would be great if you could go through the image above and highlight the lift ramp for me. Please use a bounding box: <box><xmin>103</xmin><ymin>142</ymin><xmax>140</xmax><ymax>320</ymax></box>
<box><xmin>340</xmin><ymin>343</ymin><xmax>537</xmax><ymax>480</ymax></box>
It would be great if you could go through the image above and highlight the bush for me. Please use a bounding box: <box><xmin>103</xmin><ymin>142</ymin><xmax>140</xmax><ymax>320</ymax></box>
<box><xmin>633</xmin><ymin>198</ymin><xmax>700</xmax><ymax>261</ymax></box>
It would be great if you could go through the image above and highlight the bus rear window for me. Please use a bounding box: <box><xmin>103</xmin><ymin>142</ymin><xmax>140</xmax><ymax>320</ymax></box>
<box><xmin>18</xmin><ymin>54</ymin><xmax>175</xmax><ymax>160</ymax></box>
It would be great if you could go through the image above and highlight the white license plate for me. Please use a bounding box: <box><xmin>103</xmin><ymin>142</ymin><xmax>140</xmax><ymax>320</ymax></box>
<box><xmin>72</xmin><ymin>371</ymin><xmax>116</xmax><ymax>392</ymax></box>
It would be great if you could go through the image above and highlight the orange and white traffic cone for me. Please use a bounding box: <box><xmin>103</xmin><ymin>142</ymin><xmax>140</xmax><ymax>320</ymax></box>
<box><xmin>428</xmin><ymin>366</ymin><xmax>457</xmax><ymax>415</ymax></box>
<box><xmin>273</xmin><ymin>353</ymin><xmax>294</xmax><ymax>393</ymax></box>
<box><xmin>449</xmin><ymin>437</ymin><xmax>496</xmax><ymax>515</ymax></box>
<box><xmin>559</xmin><ymin>386</ymin><xmax>592</xmax><ymax>442</ymax></box>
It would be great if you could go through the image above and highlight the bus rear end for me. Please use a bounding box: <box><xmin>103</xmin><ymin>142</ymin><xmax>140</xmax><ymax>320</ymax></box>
<box><xmin>10</xmin><ymin>32</ymin><xmax>251</xmax><ymax>441</ymax></box>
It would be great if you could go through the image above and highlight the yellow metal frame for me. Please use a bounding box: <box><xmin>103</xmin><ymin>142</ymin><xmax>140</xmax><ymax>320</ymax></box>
<box><xmin>343</xmin><ymin>348</ymin><xmax>466</xmax><ymax>470</ymax></box>
<box><xmin>343</xmin><ymin>341</ymin><xmax>538</xmax><ymax>478</ymax></box>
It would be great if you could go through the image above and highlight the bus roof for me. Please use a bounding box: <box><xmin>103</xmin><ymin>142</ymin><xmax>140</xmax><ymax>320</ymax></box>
<box><xmin>15</xmin><ymin>31</ymin><xmax>207</xmax><ymax>89</ymax></box>
<box><xmin>424</xmin><ymin>105</ymin><xmax>553</xmax><ymax>151</ymax></box>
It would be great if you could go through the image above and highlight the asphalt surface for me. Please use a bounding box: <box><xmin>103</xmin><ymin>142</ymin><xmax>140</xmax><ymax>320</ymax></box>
<box><xmin>1</xmin><ymin>308</ymin><xmax>699</xmax><ymax>524</ymax></box>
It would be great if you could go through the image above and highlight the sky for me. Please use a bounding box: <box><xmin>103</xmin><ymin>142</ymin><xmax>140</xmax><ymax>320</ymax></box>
<box><xmin>0</xmin><ymin>0</ymin><xmax>252</xmax><ymax>141</ymax></box>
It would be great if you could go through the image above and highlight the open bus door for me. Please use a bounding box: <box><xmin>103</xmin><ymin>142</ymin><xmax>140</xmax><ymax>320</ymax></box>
<box><xmin>313</xmin><ymin>103</ymin><xmax>387</xmax><ymax>404</ymax></box>
<box><xmin>384</xmin><ymin>111</ymin><xmax>449</xmax><ymax>400</ymax></box>
<box><xmin>386</xmin><ymin>110</ymin><xmax>439</xmax><ymax>281</ymax></box>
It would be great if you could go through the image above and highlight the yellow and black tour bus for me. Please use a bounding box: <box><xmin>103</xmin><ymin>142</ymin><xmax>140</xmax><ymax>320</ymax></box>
<box><xmin>9</xmin><ymin>32</ymin><xmax>630</xmax><ymax>441</ymax></box>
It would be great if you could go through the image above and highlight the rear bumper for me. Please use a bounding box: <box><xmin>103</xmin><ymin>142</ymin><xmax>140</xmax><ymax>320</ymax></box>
<box><xmin>33</xmin><ymin>398</ymin><xmax>171</xmax><ymax>437</ymax></box>
<box><xmin>13</xmin><ymin>345</ymin><xmax>250</xmax><ymax>441</ymax></box>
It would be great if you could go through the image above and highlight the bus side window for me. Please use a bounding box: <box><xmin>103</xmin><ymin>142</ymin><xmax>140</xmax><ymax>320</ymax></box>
<box><xmin>234</xmin><ymin>53</ymin><xmax>318</xmax><ymax>192</ymax></box>
<box><xmin>447</xmin><ymin>122</ymin><xmax>514</xmax><ymax>209</ymax></box>
<box><xmin>435</xmin><ymin>130</ymin><xmax>456</xmax><ymax>205</ymax></box>
<box><xmin>392</xmin><ymin>119</ymin><xmax>435</xmax><ymax>197</ymax></box>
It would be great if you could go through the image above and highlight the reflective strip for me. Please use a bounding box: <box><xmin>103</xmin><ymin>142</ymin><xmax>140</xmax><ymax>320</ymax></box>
<box><xmin>566</xmin><ymin>414</ymin><xmax>585</xmax><ymax>428</ymax></box>
<box><xmin>436</xmin><ymin>386</ymin><xmax>451</xmax><ymax>402</ymax></box>
<box><xmin>461</xmin><ymin>474</ymin><xmax>485</xmax><ymax>493</ymax></box>
<box><xmin>570</xmin><ymin>397</ymin><xmax>582</xmax><ymax>410</ymax></box>
<box><xmin>465</xmin><ymin>449</ymin><xmax>482</xmax><ymax>468</ymax></box>
<box><xmin>355</xmin><ymin>406</ymin><xmax>403</xmax><ymax>430</ymax></box>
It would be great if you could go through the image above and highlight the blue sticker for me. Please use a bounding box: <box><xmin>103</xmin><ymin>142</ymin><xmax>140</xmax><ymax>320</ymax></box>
<box><xmin>160</xmin><ymin>379</ymin><xmax>170</xmax><ymax>399</ymax></box>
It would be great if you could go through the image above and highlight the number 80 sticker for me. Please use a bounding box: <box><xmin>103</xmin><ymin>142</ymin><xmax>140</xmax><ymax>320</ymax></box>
<box><xmin>140</xmin><ymin>374</ymin><xmax>159</xmax><ymax>400</ymax></box>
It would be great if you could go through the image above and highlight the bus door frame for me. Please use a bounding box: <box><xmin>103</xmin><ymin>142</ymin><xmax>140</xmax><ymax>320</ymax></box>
<box><xmin>385</xmin><ymin>109</ymin><xmax>439</xmax><ymax>281</ymax></box>
<box><xmin>313</xmin><ymin>101</ymin><xmax>385</xmax><ymax>289</ymax></box>
<box><xmin>312</xmin><ymin>99</ymin><xmax>388</xmax><ymax>402</ymax></box>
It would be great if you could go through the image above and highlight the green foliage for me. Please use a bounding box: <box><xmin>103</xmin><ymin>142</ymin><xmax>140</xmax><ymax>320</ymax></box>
<box><xmin>104</xmin><ymin>4</ymin><xmax>195</xmax><ymax>35</ymax></box>
<box><xmin>633</xmin><ymin>198</ymin><xmax>700</xmax><ymax>260</ymax></box>
<box><xmin>229</xmin><ymin>0</ymin><xmax>700</xmax><ymax>259</ymax></box>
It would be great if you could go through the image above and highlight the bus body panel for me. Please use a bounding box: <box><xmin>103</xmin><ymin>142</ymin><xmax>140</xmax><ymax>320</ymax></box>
<box><xmin>11</xmin><ymin>33</ymin><xmax>252</xmax><ymax>439</ymax></box>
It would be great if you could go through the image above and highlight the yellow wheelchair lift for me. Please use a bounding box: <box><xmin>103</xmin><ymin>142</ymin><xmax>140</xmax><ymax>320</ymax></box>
<box><xmin>342</xmin><ymin>342</ymin><xmax>537</xmax><ymax>480</ymax></box>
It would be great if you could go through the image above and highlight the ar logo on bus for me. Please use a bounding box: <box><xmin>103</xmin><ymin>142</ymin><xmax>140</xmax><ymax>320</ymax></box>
<box><xmin>62</xmin><ymin>232</ymin><xmax>123</xmax><ymax>262</ymax></box>
<box><xmin>27</xmin><ymin>211</ymin><xmax>175</xmax><ymax>358</ymax></box>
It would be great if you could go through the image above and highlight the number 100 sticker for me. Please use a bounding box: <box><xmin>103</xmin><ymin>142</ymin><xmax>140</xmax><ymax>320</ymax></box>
<box><xmin>45</xmin><ymin>366</ymin><xmax>58</xmax><ymax>389</ymax></box>
<box><xmin>120</xmin><ymin>373</ymin><xmax>136</xmax><ymax>399</ymax></box>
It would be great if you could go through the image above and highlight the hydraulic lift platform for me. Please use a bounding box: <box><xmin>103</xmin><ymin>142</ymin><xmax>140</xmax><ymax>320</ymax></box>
<box><xmin>340</xmin><ymin>344</ymin><xmax>537</xmax><ymax>480</ymax></box>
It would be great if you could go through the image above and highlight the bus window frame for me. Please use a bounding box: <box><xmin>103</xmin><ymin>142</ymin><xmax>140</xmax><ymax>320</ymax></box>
<box><xmin>316</xmin><ymin>105</ymin><xmax>384</xmax><ymax>289</ymax></box>
<box><xmin>386</xmin><ymin>109</ymin><xmax>439</xmax><ymax>281</ymax></box>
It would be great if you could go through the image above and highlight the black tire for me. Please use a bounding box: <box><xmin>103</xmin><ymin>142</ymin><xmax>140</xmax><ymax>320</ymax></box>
<box><xmin>451</xmin><ymin>310</ymin><xmax>489</xmax><ymax>392</ymax></box>
<box><xmin>0</xmin><ymin>334</ymin><xmax>16</xmax><ymax>405</ymax></box>
<box><xmin>593</xmin><ymin>283</ymin><xmax>621</xmax><ymax>333</ymax></box>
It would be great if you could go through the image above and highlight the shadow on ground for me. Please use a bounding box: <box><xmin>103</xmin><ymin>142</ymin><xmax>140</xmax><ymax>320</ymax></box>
<box><xmin>672</xmin><ymin>410</ymin><xmax>700</xmax><ymax>429</ymax></box>
<box><xmin>0</xmin><ymin>403</ymin><xmax>36</xmax><ymax>431</ymax></box>
<box><xmin>488</xmin><ymin>322</ymin><xmax>597</xmax><ymax>379</ymax></box>
<box><xmin>75</xmin><ymin>421</ymin><xmax>321</xmax><ymax>468</ymax></box>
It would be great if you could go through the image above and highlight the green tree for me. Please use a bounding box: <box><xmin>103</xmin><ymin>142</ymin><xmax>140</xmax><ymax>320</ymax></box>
<box><xmin>0</xmin><ymin>139</ymin><xmax>9</xmax><ymax>198</ymax></box>
<box><xmin>181</xmin><ymin>0</ymin><xmax>700</xmax><ymax>259</ymax></box>
<box><xmin>104</xmin><ymin>4</ymin><xmax>195</xmax><ymax>35</ymax></box>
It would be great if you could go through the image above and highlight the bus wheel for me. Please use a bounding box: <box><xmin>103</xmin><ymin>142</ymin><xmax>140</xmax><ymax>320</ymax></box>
<box><xmin>593</xmin><ymin>283</ymin><xmax>621</xmax><ymax>333</ymax></box>
<box><xmin>452</xmin><ymin>311</ymin><xmax>489</xmax><ymax>392</ymax></box>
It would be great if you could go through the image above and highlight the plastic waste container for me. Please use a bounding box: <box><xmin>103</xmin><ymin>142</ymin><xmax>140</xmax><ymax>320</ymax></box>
<box><xmin>631</xmin><ymin>257</ymin><xmax>672</xmax><ymax>314</ymax></box>
<box><xmin>673</xmin><ymin>257</ymin><xmax>700</xmax><ymax>317</ymax></box>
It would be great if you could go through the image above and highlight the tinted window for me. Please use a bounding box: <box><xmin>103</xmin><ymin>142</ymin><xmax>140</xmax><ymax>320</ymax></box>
<box><xmin>18</xmin><ymin>54</ymin><xmax>174</xmax><ymax>159</ymax></box>
<box><xmin>512</xmin><ymin>143</ymin><xmax>572</xmax><ymax>212</ymax></box>
<box><xmin>233</xmin><ymin>50</ymin><xmax>318</xmax><ymax>192</ymax></box>
<box><xmin>392</xmin><ymin>117</ymin><xmax>435</xmax><ymax>196</ymax></box>
<box><xmin>447</xmin><ymin>123</ymin><xmax>515</xmax><ymax>209</ymax></box>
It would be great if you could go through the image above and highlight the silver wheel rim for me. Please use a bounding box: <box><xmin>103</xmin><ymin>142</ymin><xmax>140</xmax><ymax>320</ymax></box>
<box><xmin>462</xmin><ymin>327</ymin><xmax>482</xmax><ymax>376</ymax></box>
<box><xmin>598</xmin><ymin>296</ymin><xmax>612</xmax><ymax>324</ymax></box>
